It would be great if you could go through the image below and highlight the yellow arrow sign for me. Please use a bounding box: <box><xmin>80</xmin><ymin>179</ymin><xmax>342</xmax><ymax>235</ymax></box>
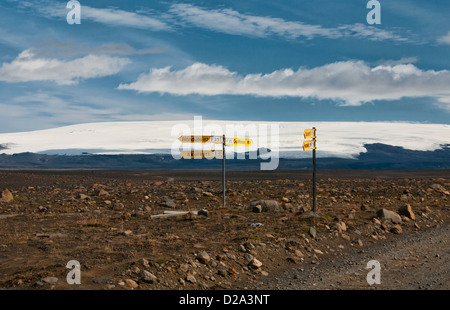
<box><xmin>225</xmin><ymin>138</ymin><xmax>253</xmax><ymax>146</ymax></box>
<box><xmin>178</xmin><ymin>136</ymin><xmax>213</xmax><ymax>143</ymax></box>
<box><xmin>179</xmin><ymin>136</ymin><xmax>253</xmax><ymax>146</ymax></box>
<box><xmin>303</xmin><ymin>140</ymin><xmax>316</xmax><ymax>151</ymax></box>
<box><xmin>304</xmin><ymin>128</ymin><xmax>316</xmax><ymax>139</ymax></box>
<box><xmin>180</xmin><ymin>150</ymin><xmax>223</xmax><ymax>159</ymax></box>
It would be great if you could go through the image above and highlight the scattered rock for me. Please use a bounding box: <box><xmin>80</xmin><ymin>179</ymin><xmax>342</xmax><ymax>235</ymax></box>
<box><xmin>352</xmin><ymin>238</ymin><xmax>363</xmax><ymax>246</ymax></box>
<box><xmin>198</xmin><ymin>209</ymin><xmax>208</xmax><ymax>216</ymax></box>
<box><xmin>0</xmin><ymin>189</ymin><xmax>13</xmax><ymax>203</ymax></box>
<box><xmin>160</xmin><ymin>198</ymin><xmax>176</xmax><ymax>208</ymax></box>
<box><xmin>243</xmin><ymin>253</ymin><xmax>254</xmax><ymax>263</ymax></box>
<box><xmin>250</xmin><ymin>200</ymin><xmax>282</xmax><ymax>212</ymax></box>
<box><xmin>97</xmin><ymin>189</ymin><xmax>109</xmax><ymax>197</ymax></box>
<box><xmin>249</xmin><ymin>258</ymin><xmax>263</xmax><ymax>269</ymax></box>
<box><xmin>360</xmin><ymin>203</ymin><xmax>370</xmax><ymax>211</ymax></box>
<box><xmin>138</xmin><ymin>258</ymin><xmax>149</xmax><ymax>267</ymax></box>
<box><xmin>124</xmin><ymin>279</ymin><xmax>138</xmax><ymax>288</ymax></box>
<box><xmin>390</xmin><ymin>225</ymin><xmax>403</xmax><ymax>234</ymax></box>
<box><xmin>197</xmin><ymin>251</ymin><xmax>211</xmax><ymax>264</ymax></box>
<box><xmin>252</xmin><ymin>205</ymin><xmax>262</xmax><ymax>213</ymax></box>
<box><xmin>113</xmin><ymin>203</ymin><xmax>124</xmax><ymax>211</ymax></box>
<box><xmin>139</xmin><ymin>270</ymin><xmax>157</xmax><ymax>283</ymax></box>
<box><xmin>341</xmin><ymin>233</ymin><xmax>351</xmax><ymax>241</ymax></box>
<box><xmin>376</xmin><ymin>208</ymin><xmax>402</xmax><ymax>224</ymax></box>
<box><xmin>333</xmin><ymin>221</ymin><xmax>347</xmax><ymax>233</ymax></box>
<box><xmin>308</xmin><ymin>226</ymin><xmax>317</xmax><ymax>239</ymax></box>
<box><xmin>41</xmin><ymin>276</ymin><xmax>58</xmax><ymax>285</ymax></box>
<box><xmin>78</xmin><ymin>194</ymin><xmax>91</xmax><ymax>200</ymax></box>
<box><xmin>250</xmin><ymin>222</ymin><xmax>264</xmax><ymax>228</ymax></box>
<box><xmin>398</xmin><ymin>204</ymin><xmax>415</xmax><ymax>220</ymax></box>
<box><xmin>287</xmin><ymin>257</ymin><xmax>302</xmax><ymax>264</ymax></box>
<box><xmin>430</xmin><ymin>184</ymin><xmax>447</xmax><ymax>194</ymax></box>
<box><xmin>186</xmin><ymin>274</ymin><xmax>197</xmax><ymax>283</ymax></box>
<box><xmin>203</xmin><ymin>191</ymin><xmax>214</xmax><ymax>197</ymax></box>
<box><xmin>298</xmin><ymin>206</ymin><xmax>310</xmax><ymax>213</ymax></box>
<box><xmin>122</xmin><ymin>230</ymin><xmax>133</xmax><ymax>236</ymax></box>
<box><xmin>218</xmin><ymin>269</ymin><xmax>227</xmax><ymax>277</ymax></box>
<box><xmin>92</xmin><ymin>277</ymin><xmax>113</xmax><ymax>284</ymax></box>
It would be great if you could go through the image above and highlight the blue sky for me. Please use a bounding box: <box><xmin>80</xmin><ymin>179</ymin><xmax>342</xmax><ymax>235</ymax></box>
<box><xmin>0</xmin><ymin>0</ymin><xmax>449</xmax><ymax>132</ymax></box>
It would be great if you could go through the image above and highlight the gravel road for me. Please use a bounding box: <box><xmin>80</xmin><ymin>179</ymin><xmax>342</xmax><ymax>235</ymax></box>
<box><xmin>243</xmin><ymin>223</ymin><xmax>449</xmax><ymax>290</ymax></box>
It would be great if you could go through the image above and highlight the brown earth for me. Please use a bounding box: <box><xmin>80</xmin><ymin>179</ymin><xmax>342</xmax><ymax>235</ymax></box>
<box><xmin>0</xmin><ymin>170</ymin><xmax>448</xmax><ymax>290</ymax></box>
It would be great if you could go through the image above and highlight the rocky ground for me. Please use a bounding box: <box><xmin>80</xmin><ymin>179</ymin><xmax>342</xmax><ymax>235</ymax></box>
<box><xmin>0</xmin><ymin>170</ymin><xmax>448</xmax><ymax>290</ymax></box>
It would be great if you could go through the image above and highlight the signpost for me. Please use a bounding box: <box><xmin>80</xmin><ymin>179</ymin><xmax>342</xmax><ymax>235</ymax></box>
<box><xmin>179</xmin><ymin>135</ymin><xmax>253</xmax><ymax>208</ymax></box>
<box><xmin>179</xmin><ymin>150</ymin><xmax>223</xmax><ymax>159</ymax></box>
<box><xmin>178</xmin><ymin>136</ymin><xmax>253</xmax><ymax>146</ymax></box>
<box><xmin>302</xmin><ymin>127</ymin><xmax>317</xmax><ymax>213</ymax></box>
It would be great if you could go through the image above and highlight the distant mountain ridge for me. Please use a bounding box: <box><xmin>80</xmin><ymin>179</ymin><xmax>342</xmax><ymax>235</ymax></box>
<box><xmin>0</xmin><ymin>143</ymin><xmax>448</xmax><ymax>170</ymax></box>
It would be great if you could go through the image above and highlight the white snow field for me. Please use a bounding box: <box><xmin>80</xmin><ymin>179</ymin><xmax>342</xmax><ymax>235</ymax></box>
<box><xmin>0</xmin><ymin>120</ymin><xmax>448</xmax><ymax>159</ymax></box>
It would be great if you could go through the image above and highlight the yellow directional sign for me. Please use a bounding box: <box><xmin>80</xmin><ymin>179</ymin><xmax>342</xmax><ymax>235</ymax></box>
<box><xmin>225</xmin><ymin>138</ymin><xmax>253</xmax><ymax>146</ymax></box>
<box><xmin>304</xmin><ymin>128</ymin><xmax>316</xmax><ymax>139</ymax></box>
<box><xmin>303</xmin><ymin>140</ymin><xmax>316</xmax><ymax>151</ymax></box>
<box><xmin>180</xmin><ymin>150</ymin><xmax>223</xmax><ymax>159</ymax></box>
<box><xmin>179</xmin><ymin>136</ymin><xmax>253</xmax><ymax>146</ymax></box>
<box><xmin>178</xmin><ymin>136</ymin><xmax>213</xmax><ymax>143</ymax></box>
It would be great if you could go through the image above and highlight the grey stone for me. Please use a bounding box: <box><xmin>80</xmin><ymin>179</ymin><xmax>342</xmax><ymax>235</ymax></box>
<box><xmin>139</xmin><ymin>270</ymin><xmax>157</xmax><ymax>283</ymax></box>
<box><xmin>198</xmin><ymin>209</ymin><xmax>208</xmax><ymax>217</ymax></box>
<box><xmin>376</xmin><ymin>208</ymin><xmax>402</xmax><ymax>224</ymax></box>
<box><xmin>186</xmin><ymin>274</ymin><xmax>196</xmax><ymax>283</ymax></box>
<box><xmin>243</xmin><ymin>253</ymin><xmax>254</xmax><ymax>263</ymax></box>
<box><xmin>197</xmin><ymin>251</ymin><xmax>211</xmax><ymax>264</ymax></box>
<box><xmin>250</xmin><ymin>200</ymin><xmax>282</xmax><ymax>212</ymax></box>
<box><xmin>160</xmin><ymin>198</ymin><xmax>176</xmax><ymax>208</ymax></box>
<box><xmin>308</xmin><ymin>226</ymin><xmax>317</xmax><ymax>239</ymax></box>
<box><xmin>41</xmin><ymin>276</ymin><xmax>58</xmax><ymax>285</ymax></box>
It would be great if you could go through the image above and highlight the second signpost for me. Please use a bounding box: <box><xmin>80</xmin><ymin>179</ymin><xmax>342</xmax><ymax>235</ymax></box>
<box><xmin>303</xmin><ymin>127</ymin><xmax>317</xmax><ymax>213</ymax></box>
<box><xmin>178</xmin><ymin>135</ymin><xmax>253</xmax><ymax>208</ymax></box>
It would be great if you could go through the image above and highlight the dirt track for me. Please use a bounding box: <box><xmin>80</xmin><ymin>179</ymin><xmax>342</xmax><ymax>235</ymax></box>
<box><xmin>0</xmin><ymin>170</ymin><xmax>448</xmax><ymax>290</ymax></box>
<box><xmin>242</xmin><ymin>222</ymin><xmax>449</xmax><ymax>290</ymax></box>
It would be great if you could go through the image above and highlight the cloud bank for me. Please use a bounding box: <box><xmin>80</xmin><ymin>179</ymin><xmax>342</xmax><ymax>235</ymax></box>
<box><xmin>438</xmin><ymin>31</ymin><xmax>450</xmax><ymax>45</ymax></box>
<box><xmin>118</xmin><ymin>61</ymin><xmax>450</xmax><ymax>106</ymax></box>
<box><xmin>169</xmin><ymin>3</ymin><xmax>407</xmax><ymax>42</ymax></box>
<box><xmin>0</xmin><ymin>49</ymin><xmax>130</xmax><ymax>85</ymax></box>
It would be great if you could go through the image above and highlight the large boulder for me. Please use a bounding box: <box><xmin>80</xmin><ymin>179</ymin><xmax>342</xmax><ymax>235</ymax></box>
<box><xmin>250</xmin><ymin>200</ymin><xmax>282</xmax><ymax>212</ymax></box>
<box><xmin>376</xmin><ymin>208</ymin><xmax>402</xmax><ymax>224</ymax></box>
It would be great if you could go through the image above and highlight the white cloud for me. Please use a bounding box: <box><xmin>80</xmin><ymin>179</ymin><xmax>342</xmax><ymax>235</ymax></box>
<box><xmin>437</xmin><ymin>31</ymin><xmax>450</xmax><ymax>45</ymax></box>
<box><xmin>81</xmin><ymin>6</ymin><xmax>169</xmax><ymax>30</ymax></box>
<box><xmin>118</xmin><ymin>61</ymin><xmax>450</xmax><ymax>106</ymax></box>
<box><xmin>169</xmin><ymin>3</ymin><xmax>406</xmax><ymax>42</ymax></box>
<box><xmin>0</xmin><ymin>49</ymin><xmax>130</xmax><ymax>85</ymax></box>
<box><xmin>436</xmin><ymin>97</ymin><xmax>450</xmax><ymax>112</ymax></box>
<box><xmin>36</xmin><ymin>1</ymin><xmax>169</xmax><ymax>30</ymax></box>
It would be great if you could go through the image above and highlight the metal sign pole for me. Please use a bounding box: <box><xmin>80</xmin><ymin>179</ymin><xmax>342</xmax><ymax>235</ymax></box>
<box><xmin>222</xmin><ymin>134</ymin><xmax>226</xmax><ymax>208</ymax></box>
<box><xmin>312</xmin><ymin>127</ymin><xmax>316</xmax><ymax>213</ymax></box>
